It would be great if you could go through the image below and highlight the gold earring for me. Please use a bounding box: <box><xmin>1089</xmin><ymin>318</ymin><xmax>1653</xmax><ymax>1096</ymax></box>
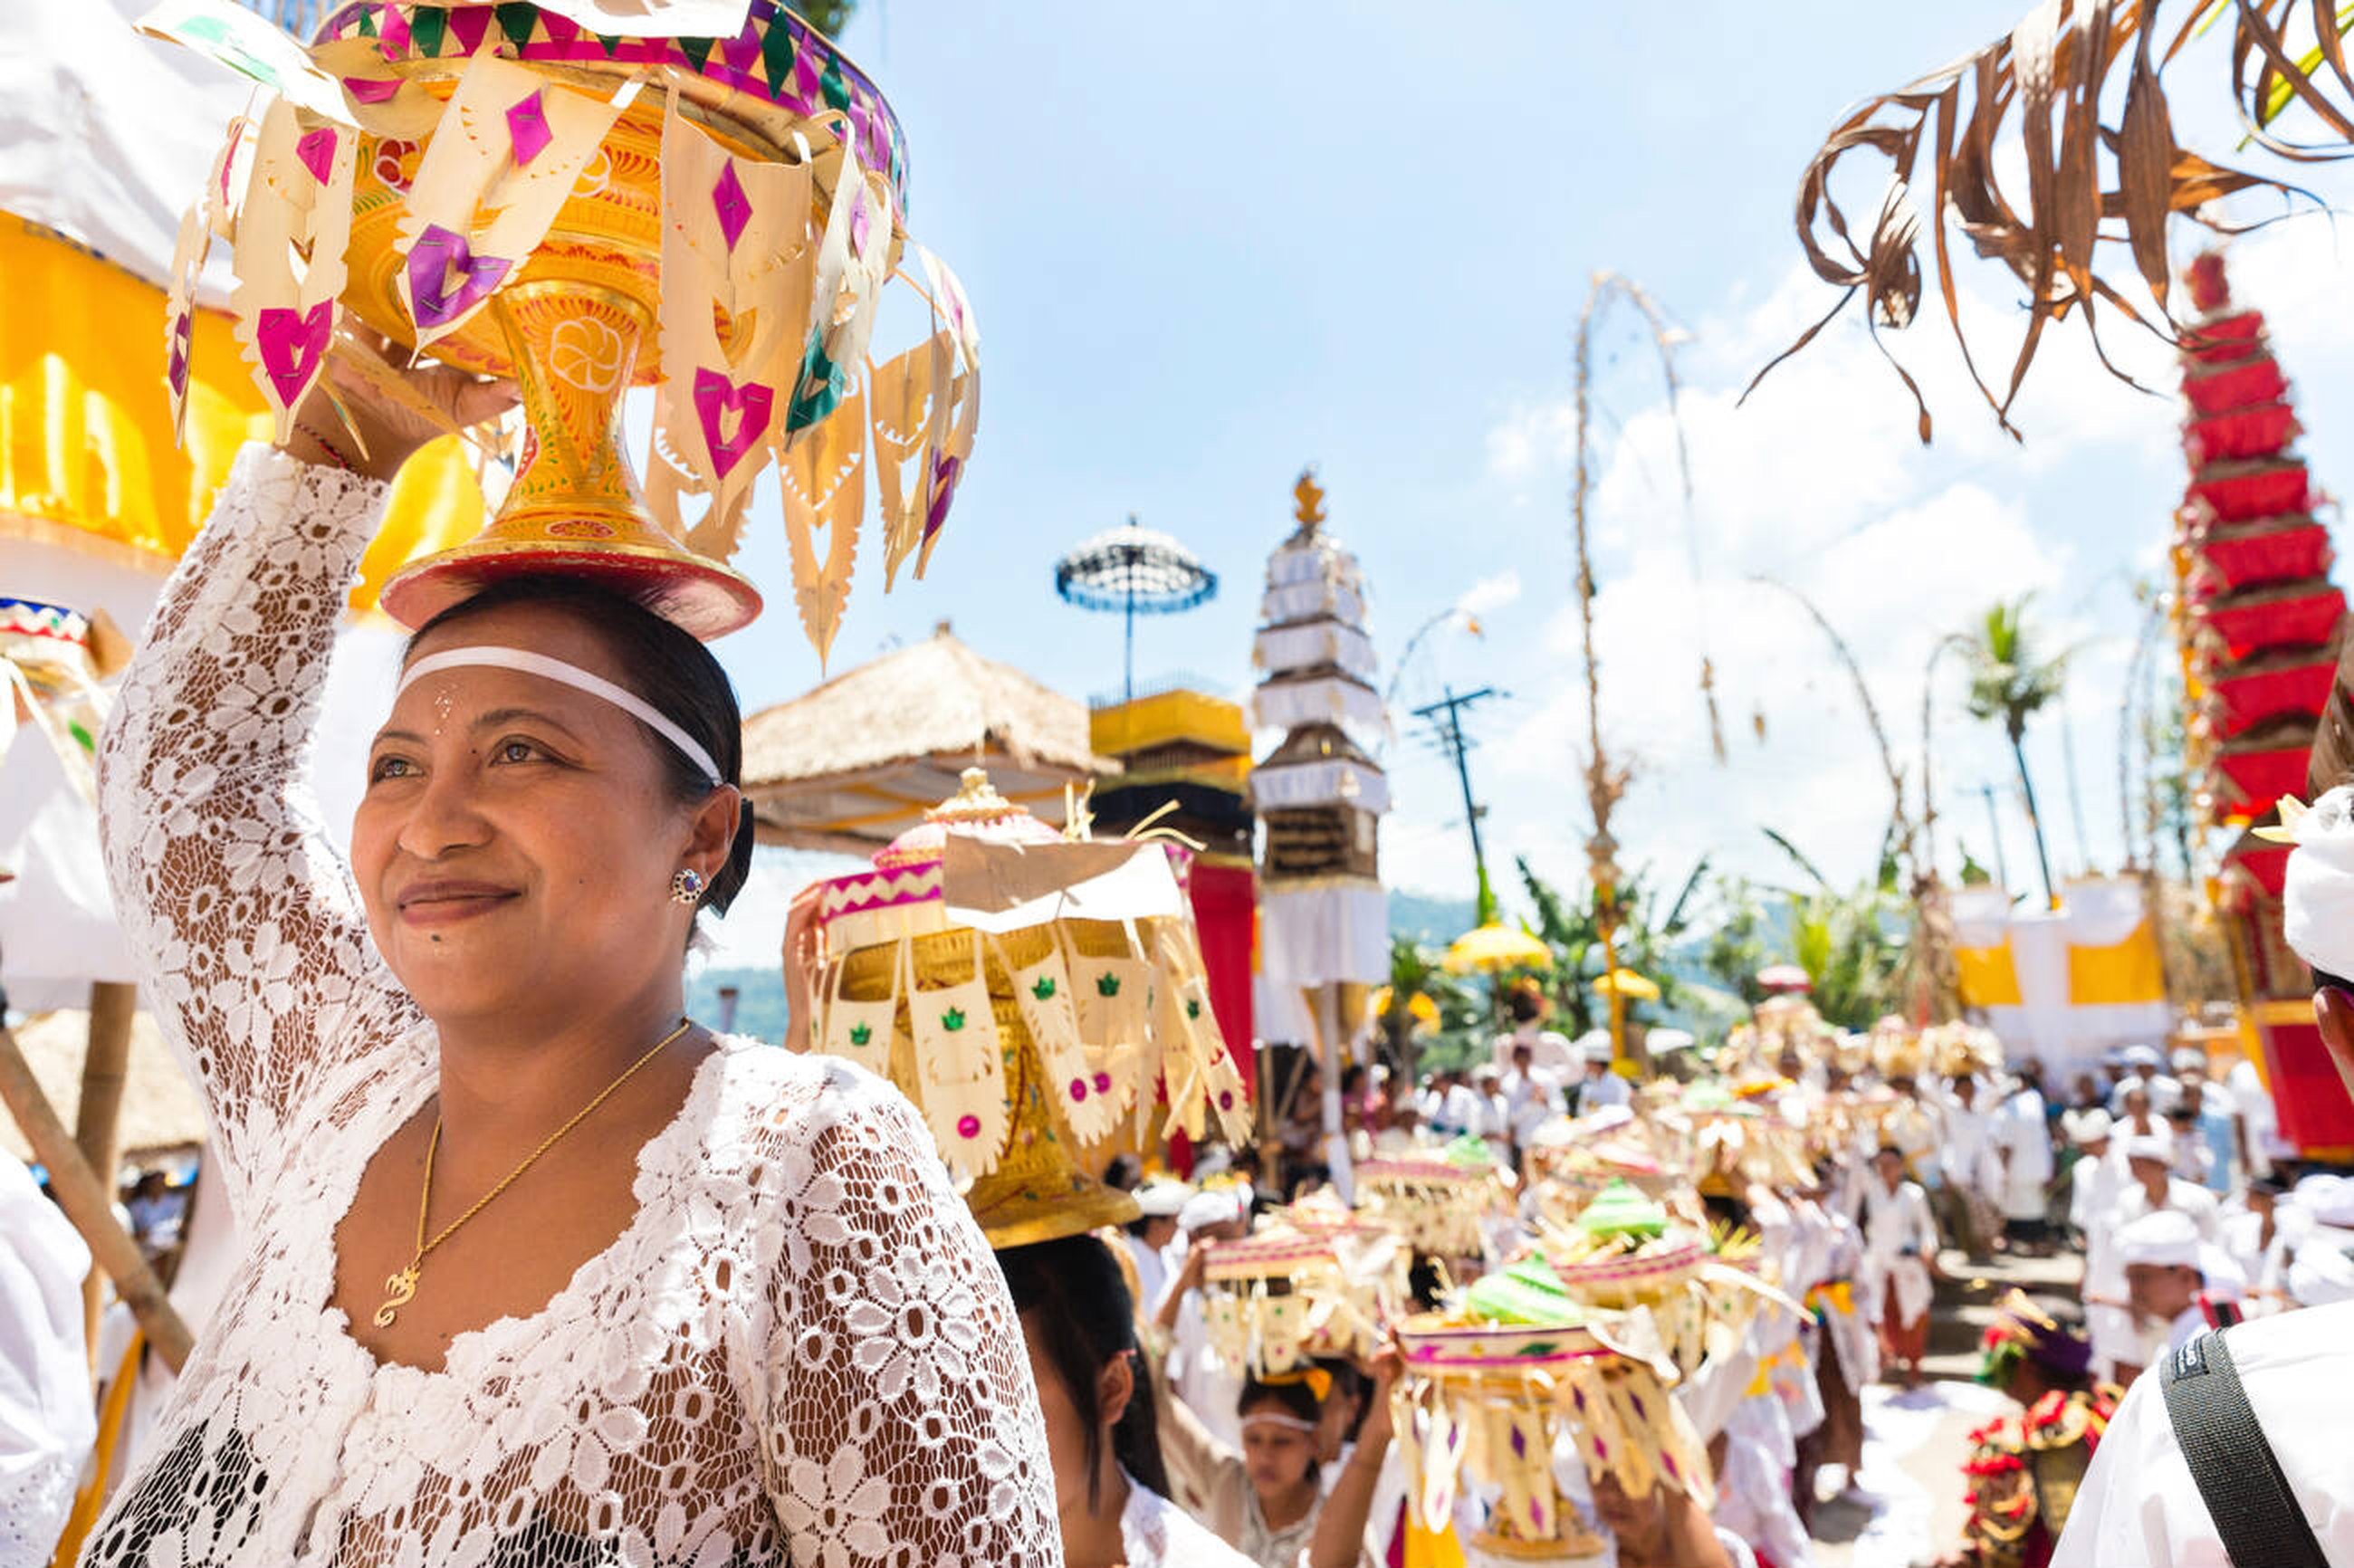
<box><xmin>671</xmin><ymin>868</ymin><xmax>706</xmax><ymax>906</ymax></box>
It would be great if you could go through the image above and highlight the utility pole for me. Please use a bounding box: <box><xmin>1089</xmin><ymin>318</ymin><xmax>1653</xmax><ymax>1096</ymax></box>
<box><xmin>1978</xmin><ymin>783</ymin><xmax>2013</xmax><ymax>894</ymax></box>
<box><xmin>1412</xmin><ymin>685</ymin><xmax>1502</xmax><ymax>923</ymax></box>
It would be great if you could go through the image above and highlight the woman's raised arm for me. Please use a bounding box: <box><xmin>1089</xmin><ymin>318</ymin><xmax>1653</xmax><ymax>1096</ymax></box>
<box><xmin>96</xmin><ymin>443</ymin><xmax>422</xmax><ymax>1204</ymax></box>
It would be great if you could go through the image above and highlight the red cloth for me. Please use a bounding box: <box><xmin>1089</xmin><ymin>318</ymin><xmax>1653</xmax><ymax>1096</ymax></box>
<box><xmin>2186</xmin><ymin>522</ymin><xmax>2332</xmax><ymax>597</ymax></box>
<box><xmin>2254</xmin><ymin>1016</ymin><xmax>2354</xmax><ymax>1154</ymax></box>
<box><xmin>2212</xmin><ymin>744</ymin><xmax>2311</xmax><ymax>819</ymax></box>
<box><xmin>2205</xmin><ymin>655</ymin><xmax>2336</xmax><ymax>737</ymax></box>
<box><xmin>1880</xmin><ymin>1277</ymin><xmax>1929</xmax><ymax>1362</ymax></box>
<box><xmin>2184</xmin><ymin>355</ymin><xmax>2288</xmax><ymax>415</ymax></box>
<box><xmin>2226</xmin><ymin>837</ymin><xmax>2292</xmax><ymax>900</ymax></box>
<box><xmin>2187</xmin><ymin>463</ymin><xmax>2311</xmax><ymax>523</ymax></box>
<box><xmin>2197</xmin><ymin>586</ymin><xmax>2344</xmax><ymax>657</ymax></box>
<box><xmin>2184</xmin><ymin>401</ymin><xmax>2297</xmax><ymax>464</ymax></box>
<box><xmin>1185</xmin><ymin>860</ymin><xmax>1255</xmax><ymax>1094</ymax></box>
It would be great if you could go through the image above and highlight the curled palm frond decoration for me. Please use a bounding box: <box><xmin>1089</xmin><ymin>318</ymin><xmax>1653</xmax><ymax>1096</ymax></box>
<box><xmin>1746</xmin><ymin>0</ymin><xmax>2353</xmax><ymax>442</ymax></box>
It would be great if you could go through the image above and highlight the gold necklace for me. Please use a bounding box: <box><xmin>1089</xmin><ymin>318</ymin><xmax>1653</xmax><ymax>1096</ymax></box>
<box><xmin>371</xmin><ymin>1017</ymin><xmax>694</xmax><ymax>1330</ymax></box>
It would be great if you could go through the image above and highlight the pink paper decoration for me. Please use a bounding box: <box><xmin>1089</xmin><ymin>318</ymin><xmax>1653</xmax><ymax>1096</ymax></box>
<box><xmin>506</xmin><ymin>91</ymin><xmax>553</xmax><ymax>167</ymax></box>
<box><xmin>294</xmin><ymin>128</ymin><xmax>338</xmax><ymax>186</ymax></box>
<box><xmin>254</xmin><ymin>301</ymin><xmax>333</xmax><ymax>409</ymax></box>
<box><xmin>691</xmin><ymin>368</ymin><xmax>776</xmax><ymax>479</ymax></box>
<box><xmin>711</xmin><ymin>162</ymin><xmax>751</xmax><ymax>252</ymax></box>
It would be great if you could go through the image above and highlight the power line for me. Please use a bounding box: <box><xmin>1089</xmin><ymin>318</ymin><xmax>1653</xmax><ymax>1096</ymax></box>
<box><xmin>1411</xmin><ymin>685</ymin><xmax>1504</xmax><ymax>914</ymax></box>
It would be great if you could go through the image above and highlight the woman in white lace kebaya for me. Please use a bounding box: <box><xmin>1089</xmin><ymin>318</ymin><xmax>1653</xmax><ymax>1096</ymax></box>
<box><xmin>84</xmin><ymin>345</ymin><xmax>1060</xmax><ymax>1566</ymax></box>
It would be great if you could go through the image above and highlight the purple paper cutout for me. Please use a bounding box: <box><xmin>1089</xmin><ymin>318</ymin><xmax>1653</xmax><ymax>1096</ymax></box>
<box><xmin>378</xmin><ymin>5</ymin><xmax>410</xmax><ymax>53</ymax></box>
<box><xmin>692</xmin><ymin>368</ymin><xmax>776</xmax><ymax>479</ymax></box>
<box><xmin>294</xmin><ymin>128</ymin><xmax>337</xmax><ymax>186</ymax></box>
<box><xmin>721</xmin><ymin>31</ymin><xmax>760</xmax><ymax>72</ymax></box>
<box><xmin>254</xmin><ymin>301</ymin><xmax>332</xmax><ymax>409</ymax></box>
<box><xmin>712</xmin><ymin>162</ymin><xmax>751</xmax><ymax>252</ymax></box>
<box><xmin>923</xmin><ymin>452</ymin><xmax>963</xmax><ymax>541</ymax></box>
<box><xmin>506</xmin><ymin>91</ymin><xmax>553</xmax><ymax>166</ymax></box>
<box><xmin>405</xmin><ymin>224</ymin><xmax>512</xmax><ymax>331</ymax></box>
<box><xmin>344</xmin><ymin>75</ymin><xmax>401</xmax><ymax>104</ymax></box>
<box><xmin>167</xmin><ymin>312</ymin><xmax>193</xmax><ymax>397</ymax></box>
<box><xmin>847</xmin><ymin>188</ymin><xmax>871</xmax><ymax>256</ymax></box>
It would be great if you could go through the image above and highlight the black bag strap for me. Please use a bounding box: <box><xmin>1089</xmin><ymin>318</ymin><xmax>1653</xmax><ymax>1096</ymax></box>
<box><xmin>2159</xmin><ymin>1326</ymin><xmax>2329</xmax><ymax>1568</ymax></box>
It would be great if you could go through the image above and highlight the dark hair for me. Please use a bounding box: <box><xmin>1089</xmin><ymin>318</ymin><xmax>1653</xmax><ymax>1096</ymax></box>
<box><xmin>995</xmin><ymin>1235</ymin><xmax>1168</xmax><ymax>1508</ymax></box>
<box><xmin>1339</xmin><ymin>1064</ymin><xmax>1366</xmax><ymax>1097</ymax></box>
<box><xmin>1103</xmin><ymin>1152</ymin><xmax>1144</xmax><ymax>1193</ymax></box>
<box><xmin>407</xmin><ymin>576</ymin><xmax>756</xmax><ymax>915</ymax></box>
<box><xmin>1875</xmin><ymin>1143</ymin><xmax>1906</xmax><ymax>1162</ymax></box>
<box><xmin>1507</xmin><ymin>987</ymin><xmax>1546</xmax><ymax>1025</ymax></box>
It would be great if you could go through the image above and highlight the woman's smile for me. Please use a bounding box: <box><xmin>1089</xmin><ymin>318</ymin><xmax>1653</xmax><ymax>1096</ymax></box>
<box><xmin>394</xmin><ymin>877</ymin><xmax>522</xmax><ymax>926</ymax></box>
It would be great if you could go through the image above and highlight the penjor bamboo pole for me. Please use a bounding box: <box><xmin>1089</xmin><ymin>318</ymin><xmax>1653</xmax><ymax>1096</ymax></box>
<box><xmin>76</xmin><ymin>980</ymin><xmax>139</xmax><ymax>1363</ymax></box>
<box><xmin>0</xmin><ymin>1021</ymin><xmax>192</xmax><ymax>1372</ymax></box>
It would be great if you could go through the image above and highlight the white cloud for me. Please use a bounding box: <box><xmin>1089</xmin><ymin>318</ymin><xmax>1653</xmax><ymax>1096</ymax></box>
<box><xmin>1457</xmin><ymin>569</ymin><xmax>1523</xmax><ymax>617</ymax></box>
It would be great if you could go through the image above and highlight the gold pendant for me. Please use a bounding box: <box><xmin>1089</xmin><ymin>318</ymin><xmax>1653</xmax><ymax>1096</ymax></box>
<box><xmin>373</xmin><ymin>1264</ymin><xmax>420</xmax><ymax>1329</ymax></box>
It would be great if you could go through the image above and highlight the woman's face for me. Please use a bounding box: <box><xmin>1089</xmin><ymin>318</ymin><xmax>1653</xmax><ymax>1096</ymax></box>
<box><xmin>1239</xmin><ymin>1402</ymin><xmax>1317</xmax><ymax>1493</ymax></box>
<box><xmin>351</xmin><ymin>601</ymin><xmax>715</xmax><ymax>1024</ymax></box>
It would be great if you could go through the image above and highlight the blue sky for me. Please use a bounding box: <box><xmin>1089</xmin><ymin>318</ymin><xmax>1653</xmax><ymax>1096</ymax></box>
<box><xmin>647</xmin><ymin>2</ymin><xmax>2354</xmax><ymax>970</ymax></box>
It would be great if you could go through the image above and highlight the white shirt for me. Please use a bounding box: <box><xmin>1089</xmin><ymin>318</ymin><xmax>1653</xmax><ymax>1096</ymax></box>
<box><xmin>1126</xmin><ymin>1230</ymin><xmax>1176</xmax><ymax>1319</ymax></box>
<box><xmin>2054</xmin><ymin>1302</ymin><xmax>2354</xmax><ymax>1566</ymax></box>
<box><xmin>1501</xmin><ymin>1066</ymin><xmax>1565</xmax><ymax>1143</ymax></box>
<box><xmin>1996</xmin><ymin>1088</ymin><xmax>2054</xmax><ymax>1218</ymax></box>
<box><xmin>1</xmin><ymin>1153</ymin><xmax>96</xmax><ymax>1568</ymax></box>
<box><xmin>1118</xmin><ymin>1470</ymin><xmax>1256</xmax><ymax>1567</ymax></box>
<box><xmin>1436</xmin><ymin>1083</ymin><xmax>1484</xmax><ymax>1138</ymax></box>
<box><xmin>1579</xmin><ymin>1070</ymin><xmax>1632</xmax><ymax>1112</ymax></box>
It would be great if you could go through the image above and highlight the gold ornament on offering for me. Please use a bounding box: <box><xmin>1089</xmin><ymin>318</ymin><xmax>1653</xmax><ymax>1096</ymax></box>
<box><xmin>799</xmin><ymin>770</ymin><xmax>1250</xmax><ymax>1248</ymax></box>
<box><xmin>148</xmin><ymin>0</ymin><xmax>978</xmax><ymax>645</ymax></box>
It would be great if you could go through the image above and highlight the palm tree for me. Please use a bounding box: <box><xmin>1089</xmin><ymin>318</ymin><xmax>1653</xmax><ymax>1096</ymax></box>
<box><xmin>1962</xmin><ymin>598</ymin><xmax>2067</xmax><ymax>908</ymax></box>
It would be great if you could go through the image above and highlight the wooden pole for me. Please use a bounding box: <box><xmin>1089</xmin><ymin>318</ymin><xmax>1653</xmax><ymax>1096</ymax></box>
<box><xmin>0</xmin><ymin>1021</ymin><xmax>192</xmax><ymax>1372</ymax></box>
<box><xmin>77</xmin><ymin>980</ymin><xmax>139</xmax><ymax>1361</ymax></box>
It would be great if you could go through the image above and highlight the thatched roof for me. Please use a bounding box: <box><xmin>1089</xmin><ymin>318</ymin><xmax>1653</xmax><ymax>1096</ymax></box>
<box><xmin>741</xmin><ymin>626</ymin><xmax>1119</xmax><ymax>854</ymax></box>
<box><xmin>2</xmin><ymin>1009</ymin><xmax>207</xmax><ymax>1165</ymax></box>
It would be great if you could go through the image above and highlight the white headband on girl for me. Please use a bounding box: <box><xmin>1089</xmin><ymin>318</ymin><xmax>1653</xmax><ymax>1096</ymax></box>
<box><xmin>397</xmin><ymin>646</ymin><xmax>722</xmax><ymax>786</ymax></box>
<box><xmin>1238</xmin><ymin>1412</ymin><xmax>1319</xmax><ymax>1434</ymax></box>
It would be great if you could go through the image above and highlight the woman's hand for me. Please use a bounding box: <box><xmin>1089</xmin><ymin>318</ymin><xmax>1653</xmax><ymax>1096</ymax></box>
<box><xmin>285</xmin><ymin>326</ymin><xmax>516</xmax><ymax>485</ymax></box>
<box><xmin>1353</xmin><ymin>1338</ymin><xmax>1404</xmax><ymax>1450</ymax></box>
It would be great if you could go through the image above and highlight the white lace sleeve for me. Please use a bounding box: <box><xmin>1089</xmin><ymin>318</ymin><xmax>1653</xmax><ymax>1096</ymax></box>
<box><xmin>753</xmin><ymin>1068</ymin><xmax>1062</xmax><ymax>1567</ymax></box>
<box><xmin>96</xmin><ymin>444</ymin><xmax>420</xmax><ymax>1207</ymax></box>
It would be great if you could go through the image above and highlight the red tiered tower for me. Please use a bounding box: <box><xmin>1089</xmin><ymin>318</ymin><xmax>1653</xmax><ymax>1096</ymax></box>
<box><xmin>2176</xmin><ymin>251</ymin><xmax>2354</xmax><ymax>1156</ymax></box>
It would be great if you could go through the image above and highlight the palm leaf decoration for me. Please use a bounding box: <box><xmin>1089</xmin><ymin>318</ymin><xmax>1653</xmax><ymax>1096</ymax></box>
<box><xmin>1747</xmin><ymin>0</ymin><xmax>2354</xmax><ymax>442</ymax></box>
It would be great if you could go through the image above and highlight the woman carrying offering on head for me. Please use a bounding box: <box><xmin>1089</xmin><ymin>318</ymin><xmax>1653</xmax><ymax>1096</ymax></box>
<box><xmin>81</xmin><ymin>343</ymin><xmax>1058</xmax><ymax>1565</ymax></box>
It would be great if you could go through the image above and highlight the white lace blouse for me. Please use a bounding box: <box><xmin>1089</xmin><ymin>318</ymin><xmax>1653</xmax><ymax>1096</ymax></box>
<box><xmin>84</xmin><ymin>445</ymin><xmax>1061</xmax><ymax>1567</ymax></box>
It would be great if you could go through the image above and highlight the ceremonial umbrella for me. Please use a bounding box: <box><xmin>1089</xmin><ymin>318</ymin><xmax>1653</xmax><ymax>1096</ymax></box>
<box><xmin>1593</xmin><ymin>968</ymin><xmax>1661</xmax><ymax>1002</ymax></box>
<box><xmin>1055</xmin><ymin>515</ymin><xmax>1218</xmax><ymax>707</ymax></box>
<box><xmin>1441</xmin><ymin>922</ymin><xmax>1553</xmax><ymax>976</ymax></box>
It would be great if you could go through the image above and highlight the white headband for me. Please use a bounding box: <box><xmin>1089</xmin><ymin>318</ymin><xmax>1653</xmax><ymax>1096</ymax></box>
<box><xmin>1239</xmin><ymin>1412</ymin><xmax>1320</xmax><ymax>1434</ymax></box>
<box><xmin>397</xmin><ymin>647</ymin><xmax>722</xmax><ymax>786</ymax></box>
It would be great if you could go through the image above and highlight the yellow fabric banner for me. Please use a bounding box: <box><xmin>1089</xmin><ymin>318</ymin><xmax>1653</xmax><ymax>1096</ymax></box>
<box><xmin>1955</xmin><ymin>943</ymin><xmax>2024</xmax><ymax>1009</ymax></box>
<box><xmin>2065</xmin><ymin>920</ymin><xmax>2167</xmax><ymax>1007</ymax></box>
<box><xmin>0</xmin><ymin>216</ymin><xmax>482</xmax><ymax>612</ymax></box>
